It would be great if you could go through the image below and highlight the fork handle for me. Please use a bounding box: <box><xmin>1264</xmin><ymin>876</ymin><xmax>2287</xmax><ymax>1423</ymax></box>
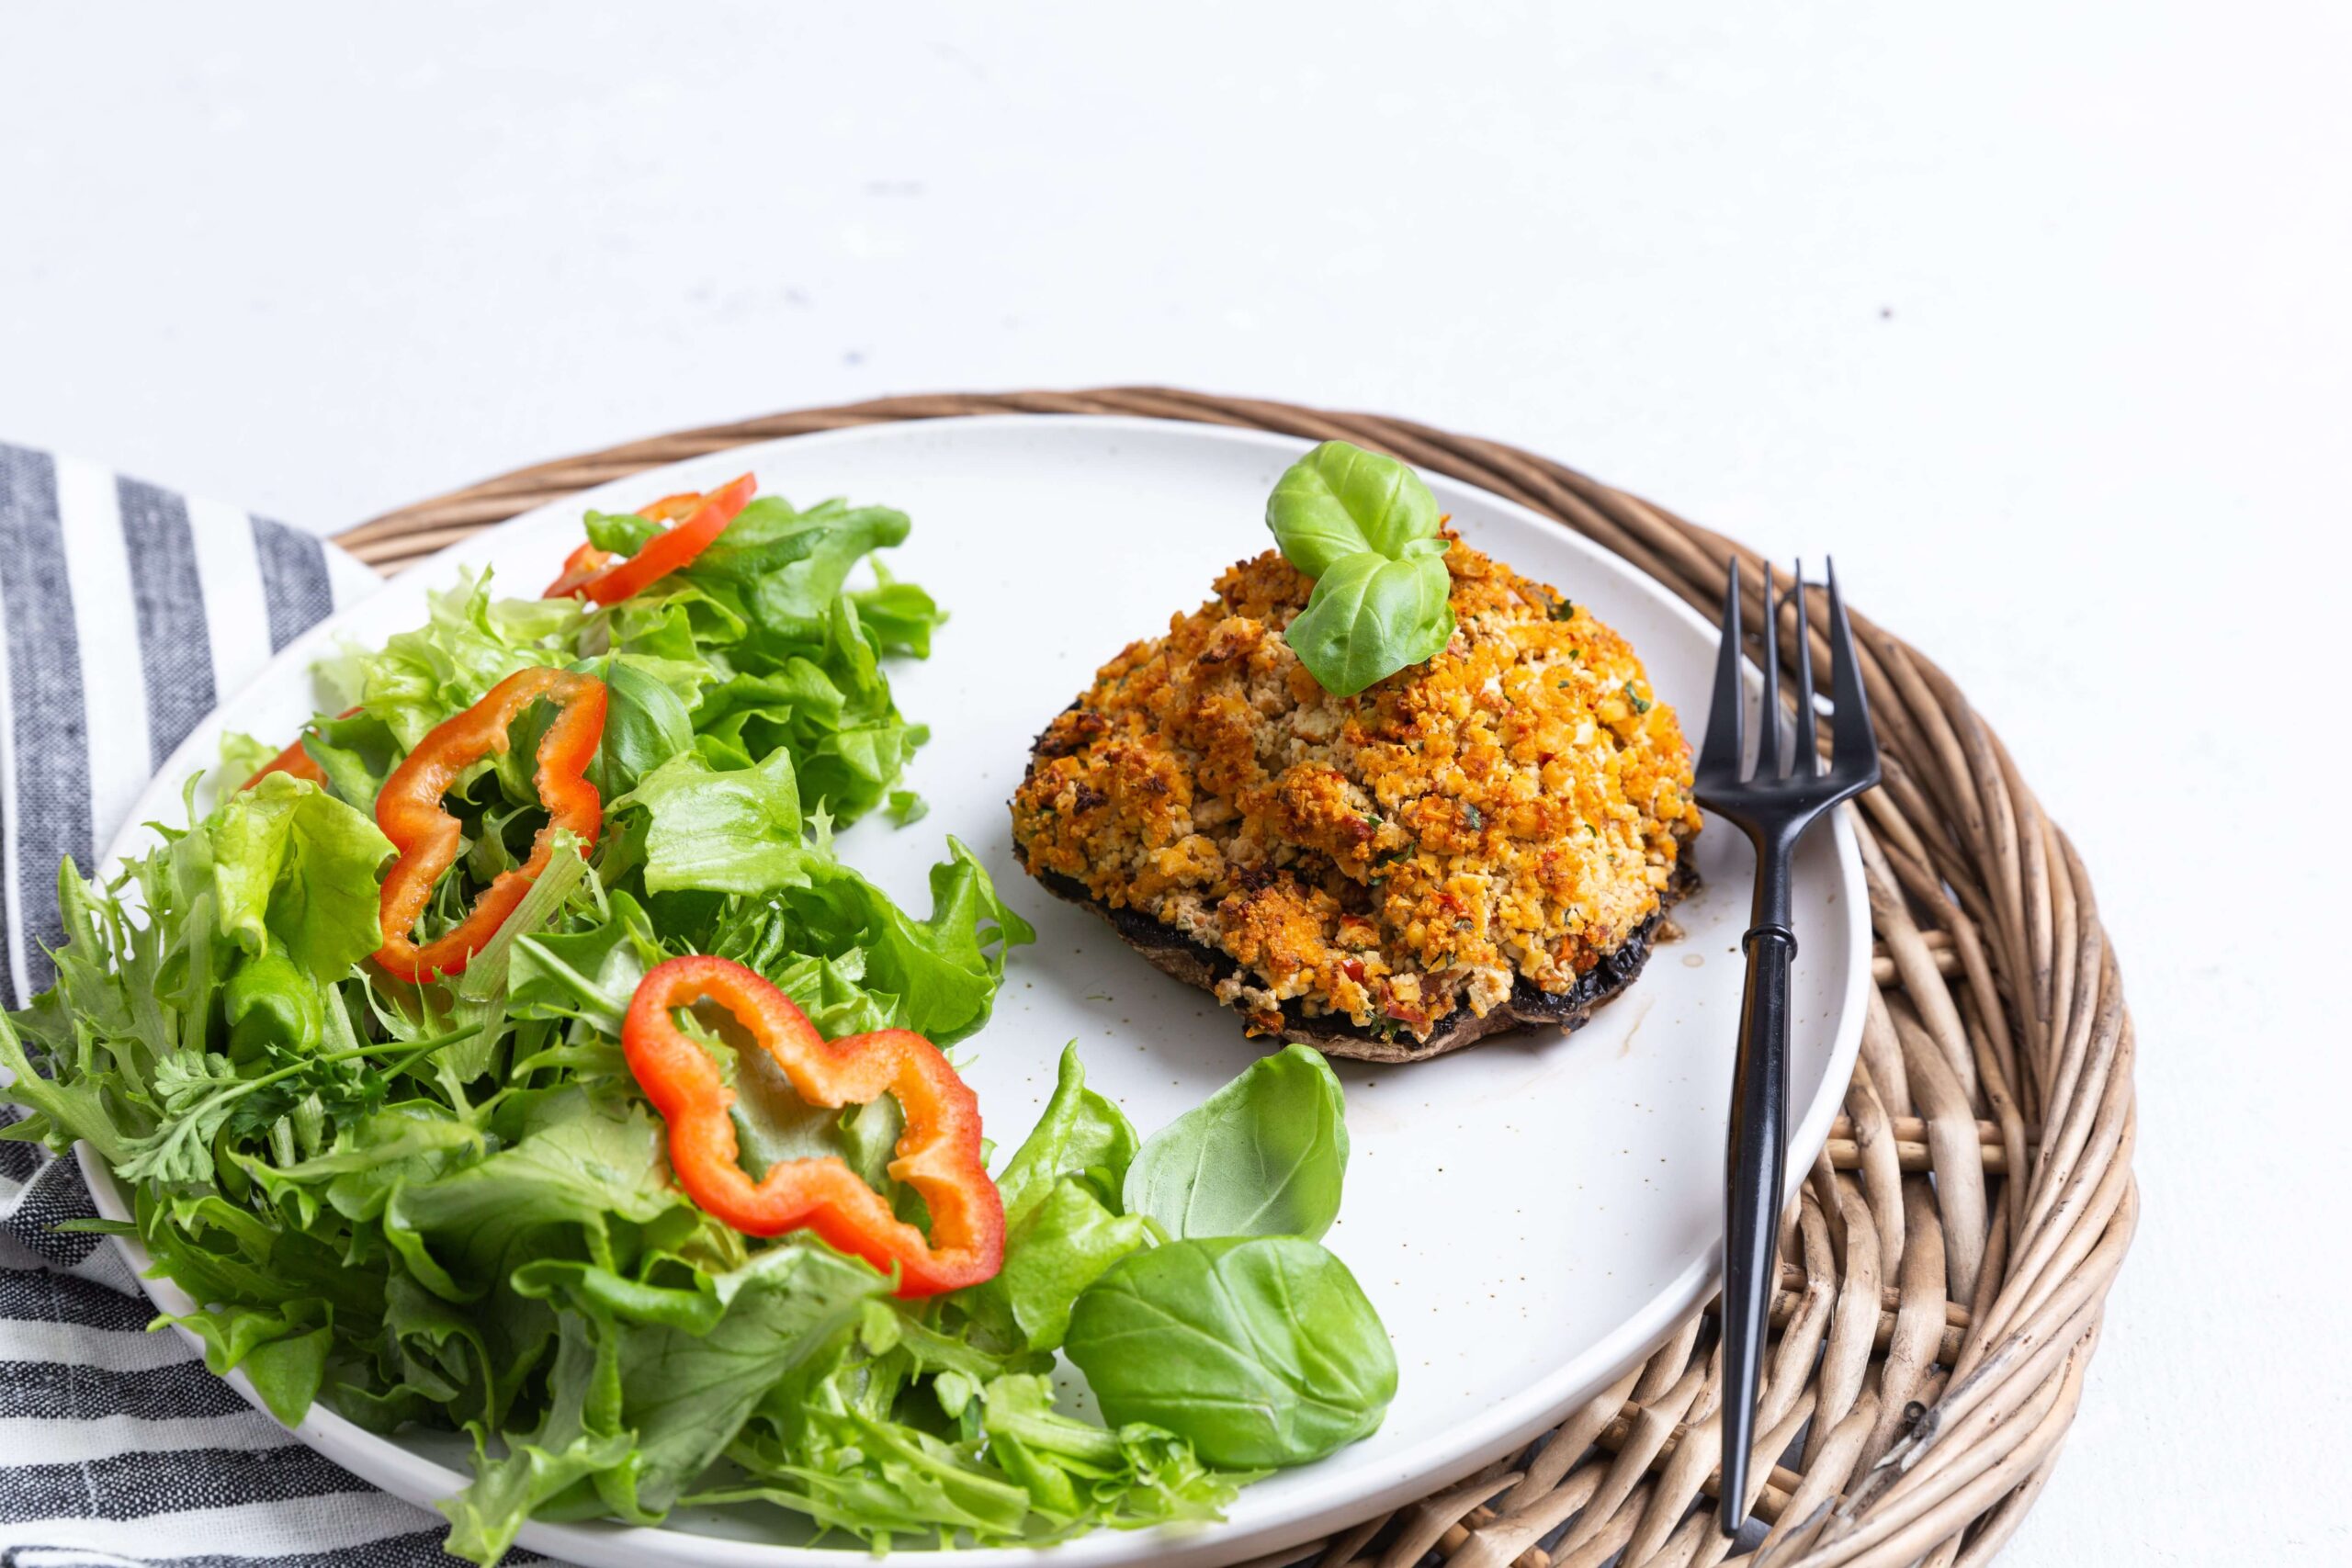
<box><xmin>1719</xmin><ymin>855</ymin><xmax>1797</xmax><ymax>1534</ymax></box>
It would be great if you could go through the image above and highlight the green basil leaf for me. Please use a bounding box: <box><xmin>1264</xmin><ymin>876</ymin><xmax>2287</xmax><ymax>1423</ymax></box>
<box><xmin>1283</xmin><ymin>551</ymin><xmax>1454</xmax><ymax>698</ymax></box>
<box><xmin>956</xmin><ymin>1178</ymin><xmax>1153</xmax><ymax>1353</ymax></box>
<box><xmin>685</xmin><ymin>496</ymin><xmax>912</xmax><ymax>646</ymax></box>
<box><xmin>1065</xmin><ymin>1235</ymin><xmax>1396</xmax><ymax>1468</ymax></box>
<box><xmin>994</xmin><ymin>1043</ymin><xmax>1139</xmax><ymax>1228</ymax></box>
<box><xmin>1265</xmin><ymin>441</ymin><xmax>1442</xmax><ymax>575</ymax></box>
<box><xmin>1123</xmin><ymin>1043</ymin><xmax>1348</xmax><ymax>1241</ymax></box>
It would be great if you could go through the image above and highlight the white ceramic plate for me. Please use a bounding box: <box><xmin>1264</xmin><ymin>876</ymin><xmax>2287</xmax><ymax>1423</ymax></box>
<box><xmin>82</xmin><ymin>415</ymin><xmax>1866</xmax><ymax>1568</ymax></box>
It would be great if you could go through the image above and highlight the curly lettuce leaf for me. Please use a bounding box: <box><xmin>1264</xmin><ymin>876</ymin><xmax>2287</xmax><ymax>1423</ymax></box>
<box><xmin>681</xmin><ymin>495</ymin><xmax>912</xmax><ymax>645</ymax></box>
<box><xmin>155</xmin><ymin>1297</ymin><xmax>335</xmax><ymax>1426</ymax></box>
<box><xmin>565</xmin><ymin>494</ymin><xmax>936</xmax><ymax>823</ymax></box>
<box><xmin>620</xmin><ymin>747</ymin><xmax>1033</xmax><ymax>1043</ymax></box>
<box><xmin>787</xmin><ymin>838</ymin><xmax>1034</xmax><ymax>1046</ymax></box>
<box><xmin>3</xmin><ymin>832</ymin><xmax>230</xmax><ymax>1163</ymax></box>
<box><xmin>853</xmin><ymin>576</ymin><xmax>947</xmax><ymax>659</ymax></box>
<box><xmin>210</xmin><ymin>772</ymin><xmax>393</xmax><ymax>974</ymax></box>
<box><xmin>215</xmin><ymin>730</ymin><xmax>277</xmax><ymax>791</ymax></box>
<box><xmin>951</xmin><ymin>1047</ymin><xmax>1149</xmax><ymax>1353</ymax></box>
<box><xmin>623</xmin><ymin>747</ymin><xmax>808</xmax><ymax>897</ymax></box>
<box><xmin>318</xmin><ymin>568</ymin><xmax>584</xmax><ymax>750</ymax></box>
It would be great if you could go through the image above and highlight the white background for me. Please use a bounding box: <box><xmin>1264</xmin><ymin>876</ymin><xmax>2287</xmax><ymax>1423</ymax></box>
<box><xmin>5</xmin><ymin>4</ymin><xmax>2346</xmax><ymax>1562</ymax></box>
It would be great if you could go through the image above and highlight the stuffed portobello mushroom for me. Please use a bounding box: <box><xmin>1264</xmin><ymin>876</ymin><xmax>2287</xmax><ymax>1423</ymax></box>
<box><xmin>1010</xmin><ymin>444</ymin><xmax>1702</xmax><ymax>1061</ymax></box>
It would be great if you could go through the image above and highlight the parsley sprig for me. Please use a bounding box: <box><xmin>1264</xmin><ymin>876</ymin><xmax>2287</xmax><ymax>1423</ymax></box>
<box><xmin>113</xmin><ymin>1026</ymin><xmax>481</xmax><ymax>1186</ymax></box>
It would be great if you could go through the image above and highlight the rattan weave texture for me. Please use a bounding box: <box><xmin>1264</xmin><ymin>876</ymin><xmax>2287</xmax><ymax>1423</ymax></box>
<box><xmin>342</xmin><ymin>389</ymin><xmax>2135</xmax><ymax>1568</ymax></box>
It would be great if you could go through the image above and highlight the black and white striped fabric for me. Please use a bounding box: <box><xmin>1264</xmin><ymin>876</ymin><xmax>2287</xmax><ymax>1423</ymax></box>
<box><xmin>0</xmin><ymin>443</ymin><xmax>538</xmax><ymax>1566</ymax></box>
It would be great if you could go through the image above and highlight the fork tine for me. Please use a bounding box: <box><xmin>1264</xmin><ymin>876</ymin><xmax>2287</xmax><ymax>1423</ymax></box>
<box><xmin>1696</xmin><ymin>559</ymin><xmax>1745</xmax><ymax>783</ymax></box>
<box><xmin>1755</xmin><ymin>562</ymin><xmax>1781</xmax><ymax>780</ymax></box>
<box><xmin>1825</xmin><ymin>558</ymin><xmax>1880</xmax><ymax>782</ymax></box>
<box><xmin>1791</xmin><ymin>562</ymin><xmax>1817</xmax><ymax>778</ymax></box>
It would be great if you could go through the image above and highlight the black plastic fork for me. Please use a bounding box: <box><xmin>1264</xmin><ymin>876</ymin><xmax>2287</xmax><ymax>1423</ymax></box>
<box><xmin>1692</xmin><ymin>558</ymin><xmax>1881</xmax><ymax>1534</ymax></box>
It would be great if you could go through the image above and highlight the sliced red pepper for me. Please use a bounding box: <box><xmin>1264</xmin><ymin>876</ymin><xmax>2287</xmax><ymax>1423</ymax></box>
<box><xmin>247</xmin><ymin>736</ymin><xmax>327</xmax><ymax>790</ymax></box>
<box><xmin>374</xmin><ymin>667</ymin><xmax>608</xmax><ymax>982</ymax></box>
<box><xmin>634</xmin><ymin>491</ymin><xmax>706</xmax><ymax>525</ymax></box>
<box><xmin>540</xmin><ymin>541</ymin><xmax>617</xmax><ymax>599</ymax></box>
<box><xmin>621</xmin><ymin>954</ymin><xmax>1005</xmax><ymax>1297</ymax></box>
<box><xmin>542</xmin><ymin>473</ymin><xmax>756</xmax><ymax>605</ymax></box>
<box><xmin>243</xmin><ymin>707</ymin><xmax>361</xmax><ymax>791</ymax></box>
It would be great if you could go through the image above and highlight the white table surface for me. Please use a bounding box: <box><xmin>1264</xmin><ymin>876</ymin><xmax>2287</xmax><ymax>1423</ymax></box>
<box><xmin>5</xmin><ymin>4</ymin><xmax>2346</xmax><ymax>1562</ymax></box>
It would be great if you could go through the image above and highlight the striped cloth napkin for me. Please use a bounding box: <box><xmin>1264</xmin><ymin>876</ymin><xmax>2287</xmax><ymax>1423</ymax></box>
<box><xmin>0</xmin><ymin>443</ymin><xmax>544</xmax><ymax>1566</ymax></box>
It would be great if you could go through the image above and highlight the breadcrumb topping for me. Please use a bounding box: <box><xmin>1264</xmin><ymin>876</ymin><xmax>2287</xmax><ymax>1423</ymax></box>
<box><xmin>1010</xmin><ymin>536</ymin><xmax>1702</xmax><ymax>1043</ymax></box>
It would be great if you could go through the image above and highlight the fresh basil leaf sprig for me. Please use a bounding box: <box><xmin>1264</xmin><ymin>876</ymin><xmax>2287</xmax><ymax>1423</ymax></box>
<box><xmin>1066</xmin><ymin>1235</ymin><xmax>1396</xmax><ymax>1469</ymax></box>
<box><xmin>1124</xmin><ymin>1043</ymin><xmax>1349</xmax><ymax>1242</ymax></box>
<box><xmin>1266</xmin><ymin>440</ymin><xmax>1456</xmax><ymax>697</ymax></box>
<box><xmin>1028</xmin><ymin>1043</ymin><xmax>1396</xmax><ymax>1471</ymax></box>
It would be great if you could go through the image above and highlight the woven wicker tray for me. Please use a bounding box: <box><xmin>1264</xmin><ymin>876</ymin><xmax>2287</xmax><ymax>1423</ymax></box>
<box><xmin>340</xmin><ymin>390</ymin><xmax>2136</xmax><ymax>1568</ymax></box>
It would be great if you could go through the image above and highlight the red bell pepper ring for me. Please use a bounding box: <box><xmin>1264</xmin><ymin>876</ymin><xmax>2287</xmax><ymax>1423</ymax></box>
<box><xmin>246</xmin><ymin>736</ymin><xmax>327</xmax><ymax>790</ymax></box>
<box><xmin>374</xmin><ymin>667</ymin><xmax>608</xmax><ymax>982</ymax></box>
<box><xmin>634</xmin><ymin>491</ymin><xmax>707</xmax><ymax>525</ymax></box>
<box><xmin>540</xmin><ymin>541</ymin><xmax>617</xmax><ymax>599</ymax></box>
<box><xmin>243</xmin><ymin>707</ymin><xmax>361</xmax><ymax>791</ymax></box>
<box><xmin>542</xmin><ymin>473</ymin><xmax>757</xmax><ymax>605</ymax></box>
<box><xmin>621</xmin><ymin>954</ymin><xmax>1006</xmax><ymax>1297</ymax></box>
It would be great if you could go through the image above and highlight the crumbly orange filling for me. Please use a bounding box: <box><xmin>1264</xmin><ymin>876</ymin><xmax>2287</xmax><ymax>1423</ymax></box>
<box><xmin>1010</xmin><ymin>536</ymin><xmax>1701</xmax><ymax>1043</ymax></box>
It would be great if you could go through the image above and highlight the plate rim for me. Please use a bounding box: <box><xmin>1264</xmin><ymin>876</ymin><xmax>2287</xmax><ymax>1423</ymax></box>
<box><xmin>78</xmin><ymin>412</ymin><xmax>1870</xmax><ymax>1567</ymax></box>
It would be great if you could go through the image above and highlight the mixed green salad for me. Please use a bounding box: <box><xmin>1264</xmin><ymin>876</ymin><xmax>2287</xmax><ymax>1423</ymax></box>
<box><xmin>0</xmin><ymin>480</ymin><xmax>1395</xmax><ymax>1562</ymax></box>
